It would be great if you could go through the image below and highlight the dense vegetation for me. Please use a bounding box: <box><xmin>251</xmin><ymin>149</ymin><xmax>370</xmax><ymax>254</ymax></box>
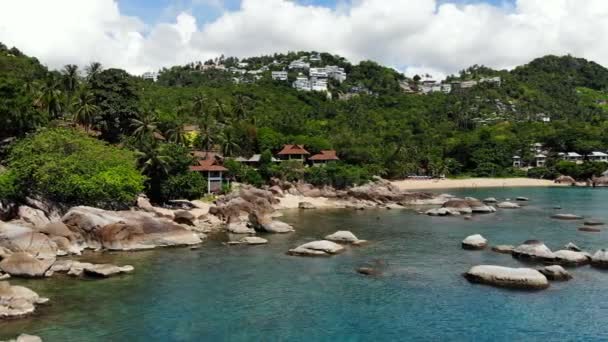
<box><xmin>1</xmin><ymin>42</ymin><xmax>608</xmax><ymax>206</ymax></box>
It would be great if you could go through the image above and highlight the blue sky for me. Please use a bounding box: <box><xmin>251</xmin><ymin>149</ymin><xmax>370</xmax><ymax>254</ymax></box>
<box><xmin>118</xmin><ymin>0</ymin><xmax>515</xmax><ymax>26</ymax></box>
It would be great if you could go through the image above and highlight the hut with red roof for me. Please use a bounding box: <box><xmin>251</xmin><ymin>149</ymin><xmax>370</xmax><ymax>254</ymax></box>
<box><xmin>276</xmin><ymin>144</ymin><xmax>310</xmax><ymax>161</ymax></box>
<box><xmin>309</xmin><ymin>150</ymin><xmax>339</xmax><ymax>166</ymax></box>
<box><xmin>189</xmin><ymin>151</ymin><xmax>228</xmax><ymax>193</ymax></box>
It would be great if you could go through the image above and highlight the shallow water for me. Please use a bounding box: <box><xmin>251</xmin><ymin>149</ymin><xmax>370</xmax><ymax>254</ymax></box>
<box><xmin>2</xmin><ymin>187</ymin><xmax>608</xmax><ymax>341</ymax></box>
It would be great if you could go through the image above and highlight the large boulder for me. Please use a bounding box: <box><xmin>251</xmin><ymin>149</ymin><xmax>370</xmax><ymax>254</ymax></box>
<box><xmin>0</xmin><ymin>253</ymin><xmax>55</xmax><ymax>278</ymax></box>
<box><xmin>564</xmin><ymin>242</ymin><xmax>582</xmax><ymax>252</ymax></box>
<box><xmin>464</xmin><ymin>265</ymin><xmax>549</xmax><ymax>290</ymax></box>
<box><xmin>325</xmin><ymin>231</ymin><xmax>366</xmax><ymax>245</ymax></box>
<box><xmin>0</xmin><ymin>223</ymin><xmax>58</xmax><ymax>259</ymax></box>
<box><xmin>538</xmin><ymin>265</ymin><xmax>572</xmax><ymax>281</ymax></box>
<box><xmin>483</xmin><ymin>197</ymin><xmax>498</xmax><ymax>203</ymax></box>
<box><xmin>442</xmin><ymin>199</ymin><xmax>495</xmax><ymax>214</ymax></box>
<box><xmin>226</xmin><ymin>219</ymin><xmax>255</xmax><ymax>234</ymax></box>
<box><xmin>249</xmin><ymin>213</ymin><xmax>294</xmax><ymax>234</ymax></box>
<box><xmin>62</xmin><ymin>206</ymin><xmax>202</xmax><ymax>251</ymax></box>
<box><xmin>462</xmin><ymin>234</ymin><xmax>488</xmax><ymax>250</ymax></box>
<box><xmin>0</xmin><ymin>281</ymin><xmax>49</xmax><ymax>319</ymax></box>
<box><xmin>591</xmin><ymin>249</ymin><xmax>608</xmax><ymax>268</ymax></box>
<box><xmin>555</xmin><ymin>175</ymin><xmax>576</xmax><ymax>185</ymax></box>
<box><xmin>17</xmin><ymin>206</ymin><xmax>50</xmax><ymax>228</ymax></box>
<box><xmin>512</xmin><ymin>240</ymin><xmax>555</xmax><ymax>261</ymax></box>
<box><xmin>288</xmin><ymin>240</ymin><xmax>344</xmax><ymax>256</ymax></box>
<box><xmin>425</xmin><ymin>208</ymin><xmax>461</xmax><ymax>216</ymax></box>
<box><xmin>553</xmin><ymin>250</ymin><xmax>590</xmax><ymax>266</ymax></box>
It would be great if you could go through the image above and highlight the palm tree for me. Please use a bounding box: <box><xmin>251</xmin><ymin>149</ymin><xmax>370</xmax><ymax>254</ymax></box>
<box><xmin>192</xmin><ymin>93</ymin><xmax>207</xmax><ymax>117</ymax></box>
<box><xmin>232</xmin><ymin>93</ymin><xmax>251</xmax><ymax>122</ymax></box>
<box><xmin>136</xmin><ymin>145</ymin><xmax>172</xmax><ymax>177</ymax></box>
<box><xmin>72</xmin><ymin>89</ymin><xmax>99</xmax><ymax>132</ymax></box>
<box><xmin>218</xmin><ymin>127</ymin><xmax>239</xmax><ymax>157</ymax></box>
<box><xmin>131</xmin><ymin>112</ymin><xmax>164</xmax><ymax>143</ymax></box>
<box><xmin>165</xmin><ymin>123</ymin><xmax>186</xmax><ymax>146</ymax></box>
<box><xmin>85</xmin><ymin>62</ymin><xmax>103</xmax><ymax>80</ymax></box>
<box><xmin>196</xmin><ymin>117</ymin><xmax>217</xmax><ymax>151</ymax></box>
<box><xmin>34</xmin><ymin>76</ymin><xmax>63</xmax><ymax>120</ymax></box>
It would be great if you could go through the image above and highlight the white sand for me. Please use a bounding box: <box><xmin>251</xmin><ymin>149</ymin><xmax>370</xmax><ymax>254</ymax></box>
<box><xmin>275</xmin><ymin>194</ymin><xmax>345</xmax><ymax>209</ymax></box>
<box><xmin>391</xmin><ymin>177</ymin><xmax>564</xmax><ymax>191</ymax></box>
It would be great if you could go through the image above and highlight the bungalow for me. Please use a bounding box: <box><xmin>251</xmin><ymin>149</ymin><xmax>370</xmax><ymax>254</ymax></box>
<box><xmin>233</xmin><ymin>154</ymin><xmax>280</xmax><ymax>168</ymax></box>
<box><xmin>559</xmin><ymin>152</ymin><xmax>583</xmax><ymax>164</ymax></box>
<box><xmin>512</xmin><ymin>155</ymin><xmax>522</xmax><ymax>168</ymax></box>
<box><xmin>277</xmin><ymin>144</ymin><xmax>310</xmax><ymax>161</ymax></box>
<box><xmin>587</xmin><ymin>151</ymin><xmax>608</xmax><ymax>162</ymax></box>
<box><xmin>535</xmin><ymin>154</ymin><xmax>547</xmax><ymax>167</ymax></box>
<box><xmin>189</xmin><ymin>151</ymin><xmax>228</xmax><ymax>194</ymax></box>
<box><xmin>309</xmin><ymin>150</ymin><xmax>339</xmax><ymax>166</ymax></box>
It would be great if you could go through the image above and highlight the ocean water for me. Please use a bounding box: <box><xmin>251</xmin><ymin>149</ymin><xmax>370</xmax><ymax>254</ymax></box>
<box><xmin>2</xmin><ymin>187</ymin><xmax>608</xmax><ymax>341</ymax></box>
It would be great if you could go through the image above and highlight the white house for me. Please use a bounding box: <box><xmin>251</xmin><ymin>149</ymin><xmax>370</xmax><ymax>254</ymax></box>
<box><xmin>440</xmin><ymin>83</ymin><xmax>452</xmax><ymax>94</ymax></box>
<box><xmin>309</xmin><ymin>53</ymin><xmax>322</xmax><ymax>62</ymax></box>
<box><xmin>480</xmin><ymin>76</ymin><xmax>502</xmax><ymax>86</ymax></box>
<box><xmin>535</xmin><ymin>154</ymin><xmax>547</xmax><ymax>167</ymax></box>
<box><xmin>271</xmin><ymin>71</ymin><xmax>288</xmax><ymax>81</ymax></box>
<box><xmin>310</xmin><ymin>77</ymin><xmax>328</xmax><ymax>92</ymax></box>
<box><xmin>237</xmin><ymin>62</ymin><xmax>249</xmax><ymax>68</ymax></box>
<box><xmin>559</xmin><ymin>152</ymin><xmax>583</xmax><ymax>164</ymax></box>
<box><xmin>309</xmin><ymin>67</ymin><xmax>328</xmax><ymax>78</ymax></box>
<box><xmin>513</xmin><ymin>155</ymin><xmax>522</xmax><ymax>168</ymax></box>
<box><xmin>325</xmin><ymin>65</ymin><xmax>347</xmax><ymax>83</ymax></box>
<box><xmin>587</xmin><ymin>151</ymin><xmax>608</xmax><ymax>162</ymax></box>
<box><xmin>142</xmin><ymin>72</ymin><xmax>158</xmax><ymax>81</ymax></box>
<box><xmin>293</xmin><ymin>75</ymin><xmax>311</xmax><ymax>91</ymax></box>
<box><xmin>289</xmin><ymin>60</ymin><xmax>310</xmax><ymax>70</ymax></box>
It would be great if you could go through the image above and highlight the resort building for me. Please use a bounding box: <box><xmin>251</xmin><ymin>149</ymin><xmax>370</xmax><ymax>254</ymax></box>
<box><xmin>142</xmin><ymin>72</ymin><xmax>158</xmax><ymax>81</ymax></box>
<box><xmin>293</xmin><ymin>75</ymin><xmax>311</xmax><ymax>91</ymax></box>
<box><xmin>559</xmin><ymin>152</ymin><xmax>584</xmax><ymax>164</ymax></box>
<box><xmin>535</xmin><ymin>154</ymin><xmax>547</xmax><ymax>167</ymax></box>
<box><xmin>233</xmin><ymin>154</ymin><xmax>280</xmax><ymax>168</ymax></box>
<box><xmin>309</xmin><ymin>67</ymin><xmax>328</xmax><ymax>78</ymax></box>
<box><xmin>309</xmin><ymin>53</ymin><xmax>322</xmax><ymax>62</ymax></box>
<box><xmin>309</xmin><ymin>150</ymin><xmax>339</xmax><ymax>166</ymax></box>
<box><xmin>440</xmin><ymin>83</ymin><xmax>452</xmax><ymax>94</ymax></box>
<box><xmin>310</xmin><ymin>77</ymin><xmax>328</xmax><ymax>92</ymax></box>
<box><xmin>512</xmin><ymin>155</ymin><xmax>522</xmax><ymax>168</ymax></box>
<box><xmin>271</xmin><ymin>71</ymin><xmax>288</xmax><ymax>81</ymax></box>
<box><xmin>325</xmin><ymin>65</ymin><xmax>347</xmax><ymax>82</ymax></box>
<box><xmin>277</xmin><ymin>144</ymin><xmax>310</xmax><ymax>161</ymax></box>
<box><xmin>587</xmin><ymin>151</ymin><xmax>608</xmax><ymax>162</ymax></box>
<box><xmin>289</xmin><ymin>60</ymin><xmax>310</xmax><ymax>70</ymax></box>
<box><xmin>189</xmin><ymin>152</ymin><xmax>228</xmax><ymax>193</ymax></box>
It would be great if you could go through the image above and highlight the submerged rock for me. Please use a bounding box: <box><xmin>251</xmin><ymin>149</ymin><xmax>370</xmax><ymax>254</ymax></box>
<box><xmin>324</xmin><ymin>231</ymin><xmax>366</xmax><ymax>245</ymax></box>
<box><xmin>356</xmin><ymin>267</ymin><xmax>381</xmax><ymax>276</ymax></box>
<box><xmin>591</xmin><ymin>249</ymin><xmax>608</xmax><ymax>268</ymax></box>
<box><xmin>538</xmin><ymin>265</ymin><xmax>572</xmax><ymax>281</ymax></box>
<box><xmin>425</xmin><ymin>208</ymin><xmax>460</xmax><ymax>216</ymax></box>
<box><xmin>491</xmin><ymin>245</ymin><xmax>515</xmax><ymax>254</ymax></box>
<box><xmin>227</xmin><ymin>236</ymin><xmax>268</xmax><ymax>245</ymax></box>
<box><xmin>583</xmin><ymin>220</ymin><xmax>605</xmax><ymax>226</ymax></box>
<box><xmin>0</xmin><ymin>281</ymin><xmax>49</xmax><ymax>319</ymax></box>
<box><xmin>83</xmin><ymin>264</ymin><xmax>134</xmax><ymax>278</ymax></box>
<box><xmin>462</xmin><ymin>234</ymin><xmax>487</xmax><ymax>250</ymax></box>
<box><xmin>288</xmin><ymin>240</ymin><xmax>344</xmax><ymax>256</ymax></box>
<box><xmin>464</xmin><ymin>265</ymin><xmax>549</xmax><ymax>290</ymax></box>
<box><xmin>516</xmin><ymin>197</ymin><xmax>529</xmax><ymax>201</ymax></box>
<box><xmin>579</xmin><ymin>227</ymin><xmax>601</xmax><ymax>233</ymax></box>
<box><xmin>551</xmin><ymin>214</ymin><xmax>583</xmax><ymax>220</ymax></box>
<box><xmin>496</xmin><ymin>202</ymin><xmax>520</xmax><ymax>209</ymax></box>
<box><xmin>249</xmin><ymin>213</ymin><xmax>294</xmax><ymax>234</ymax></box>
<box><xmin>298</xmin><ymin>202</ymin><xmax>317</xmax><ymax>210</ymax></box>
<box><xmin>512</xmin><ymin>240</ymin><xmax>555</xmax><ymax>261</ymax></box>
<box><xmin>483</xmin><ymin>197</ymin><xmax>498</xmax><ymax>203</ymax></box>
<box><xmin>226</xmin><ymin>220</ymin><xmax>255</xmax><ymax>234</ymax></box>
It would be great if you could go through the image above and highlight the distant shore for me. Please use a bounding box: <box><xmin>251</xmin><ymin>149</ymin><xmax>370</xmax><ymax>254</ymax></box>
<box><xmin>391</xmin><ymin>177</ymin><xmax>567</xmax><ymax>190</ymax></box>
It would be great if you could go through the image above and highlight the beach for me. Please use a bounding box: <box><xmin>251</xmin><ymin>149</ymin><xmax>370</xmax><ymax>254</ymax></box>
<box><xmin>392</xmin><ymin>177</ymin><xmax>564</xmax><ymax>190</ymax></box>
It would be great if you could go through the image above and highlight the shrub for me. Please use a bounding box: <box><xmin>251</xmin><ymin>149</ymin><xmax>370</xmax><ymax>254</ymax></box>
<box><xmin>305</xmin><ymin>162</ymin><xmax>371</xmax><ymax>189</ymax></box>
<box><xmin>224</xmin><ymin>159</ymin><xmax>264</xmax><ymax>187</ymax></box>
<box><xmin>160</xmin><ymin>172</ymin><xmax>206</xmax><ymax>201</ymax></box>
<box><xmin>8</xmin><ymin>128</ymin><xmax>145</xmax><ymax>208</ymax></box>
<box><xmin>527</xmin><ymin>167</ymin><xmax>558</xmax><ymax>179</ymax></box>
<box><xmin>0</xmin><ymin>170</ymin><xmax>19</xmax><ymax>200</ymax></box>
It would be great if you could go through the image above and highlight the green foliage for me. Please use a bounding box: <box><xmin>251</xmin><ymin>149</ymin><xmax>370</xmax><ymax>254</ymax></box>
<box><xmin>527</xmin><ymin>167</ymin><xmax>558</xmax><ymax>179</ymax></box>
<box><xmin>0</xmin><ymin>170</ymin><xmax>19</xmax><ymax>200</ymax></box>
<box><xmin>7</xmin><ymin>128</ymin><xmax>144</xmax><ymax>208</ymax></box>
<box><xmin>224</xmin><ymin>159</ymin><xmax>264</xmax><ymax>187</ymax></box>
<box><xmin>555</xmin><ymin>161</ymin><xmax>606</xmax><ymax>180</ymax></box>
<box><xmin>160</xmin><ymin>172</ymin><xmax>206</xmax><ymax>200</ymax></box>
<box><xmin>269</xmin><ymin>161</ymin><xmax>306</xmax><ymax>182</ymax></box>
<box><xmin>305</xmin><ymin>162</ymin><xmax>371</xmax><ymax>189</ymax></box>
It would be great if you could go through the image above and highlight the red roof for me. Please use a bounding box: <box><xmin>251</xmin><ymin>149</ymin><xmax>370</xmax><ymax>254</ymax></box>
<box><xmin>190</xmin><ymin>151</ymin><xmax>227</xmax><ymax>172</ymax></box>
<box><xmin>277</xmin><ymin>144</ymin><xmax>310</xmax><ymax>155</ymax></box>
<box><xmin>192</xmin><ymin>151</ymin><xmax>223</xmax><ymax>160</ymax></box>
<box><xmin>309</xmin><ymin>150</ymin><xmax>339</xmax><ymax>161</ymax></box>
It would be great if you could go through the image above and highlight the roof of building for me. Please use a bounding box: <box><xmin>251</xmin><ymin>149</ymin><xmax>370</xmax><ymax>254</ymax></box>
<box><xmin>567</xmin><ymin>152</ymin><xmax>583</xmax><ymax>157</ymax></box>
<box><xmin>190</xmin><ymin>158</ymin><xmax>228</xmax><ymax>172</ymax></box>
<box><xmin>277</xmin><ymin>144</ymin><xmax>310</xmax><ymax>156</ymax></box>
<box><xmin>192</xmin><ymin>151</ymin><xmax>223</xmax><ymax>160</ymax></box>
<box><xmin>535</xmin><ymin>154</ymin><xmax>547</xmax><ymax>158</ymax></box>
<box><xmin>589</xmin><ymin>151</ymin><xmax>608</xmax><ymax>157</ymax></box>
<box><xmin>309</xmin><ymin>150</ymin><xmax>339</xmax><ymax>161</ymax></box>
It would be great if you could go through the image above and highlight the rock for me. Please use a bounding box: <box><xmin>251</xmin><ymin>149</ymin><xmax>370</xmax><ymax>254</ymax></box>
<box><xmin>442</xmin><ymin>200</ymin><xmax>473</xmax><ymax>214</ymax></box>
<box><xmin>491</xmin><ymin>245</ymin><xmax>514</xmax><ymax>254</ymax></box>
<box><xmin>173</xmin><ymin>210</ymin><xmax>196</xmax><ymax>225</ymax></box>
<box><xmin>516</xmin><ymin>197</ymin><xmax>529</xmax><ymax>201</ymax></box>
<box><xmin>553</xmin><ymin>250</ymin><xmax>591</xmax><ymax>266</ymax></box>
<box><xmin>62</xmin><ymin>206</ymin><xmax>202</xmax><ymax>250</ymax></box>
<box><xmin>483</xmin><ymin>197</ymin><xmax>498</xmax><ymax>203</ymax></box>
<box><xmin>0</xmin><ymin>253</ymin><xmax>55</xmax><ymax>278</ymax></box>
<box><xmin>269</xmin><ymin>185</ymin><xmax>284</xmax><ymax>197</ymax></box>
<box><xmin>551</xmin><ymin>214</ymin><xmax>583</xmax><ymax>220</ymax></box>
<box><xmin>136</xmin><ymin>196</ymin><xmax>153</xmax><ymax>210</ymax></box>
<box><xmin>324</xmin><ymin>231</ymin><xmax>366</xmax><ymax>245</ymax></box>
<box><xmin>554</xmin><ymin>175</ymin><xmax>576</xmax><ymax>185</ymax></box>
<box><xmin>298</xmin><ymin>202</ymin><xmax>317</xmax><ymax>210</ymax></box>
<box><xmin>512</xmin><ymin>240</ymin><xmax>555</xmax><ymax>261</ymax></box>
<box><xmin>226</xmin><ymin>220</ymin><xmax>255</xmax><ymax>234</ymax></box>
<box><xmin>579</xmin><ymin>227</ymin><xmax>601</xmax><ymax>233</ymax></box>
<box><xmin>38</xmin><ymin>222</ymin><xmax>75</xmax><ymax>240</ymax></box>
<box><xmin>356</xmin><ymin>267</ymin><xmax>380</xmax><ymax>276</ymax></box>
<box><xmin>0</xmin><ymin>222</ymin><xmax>58</xmax><ymax>259</ymax></box>
<box><xmin>471</xmin><ymin>204</ymin><xmax>496</xmax><ymax>213</ymax></box>
<box><xmin>228</xmin><ymin>236</ymin><xmax>268</xmax><ymax>245</ymax></box>
<box><xmin>288</xmin><ymin>240</ymin><xmax>344</xmax><ymax>256</ymax></box>
<box><xmin>496</xmin><ymin>202</ymin><xmax>520</xmax><ymax>209</ymax></box>
<box><xmin>538</xmin><ymin>265</ymin><xmax>572</xmax><ymax>281</ymax></box>
<box><xmin>425</xmin><ymin>208</ymin><xmax>460</xmax><ymax>216</ymax></box>
<box><xmin>462</xmin><ymin>234</ymin><xmax>488</xmax><ymax>250</ymax></box>
<box><xmin>583</xmin><ymin>219</ymin><xmax>604</xmax><ymax>226</ymax></box>
<box><xmin>190</xmin><ymin>200</ymin><xmax>211</xmax><ymax>211</ymax></box>
<box><xmin>464</xmin><ymin>265</ymin><xmax>549</xmax><ymax>290</ymax></box>
<box><xmin>0</xmin><ymin>281</ymin><xmax>48</xmax><ymax>319</ymax></box>
<box><xmin>49</xmin><ymin>260</ymin><xmax>74</xmax><ymax>273</ymax></box>
<box><xmin>564</xmin><ymin>242</ymin><xmax>582</xmax><ymax>252</ymax></box>
<box><xmin>14</xmin><ymin>334</ymin><xmax>43</xmax><ymax>342</ymax></box>
<box><xmin>0</xmin><ymin>200</ymin><xmax>16</xmax><ymax>221</ymax></box>
<box><xmin>83</xmin><ymin>264</ymin><xmax>134</xmax><ymax>278</ymax></box>
<box><xmin>17</xmin><ymin>206</ymin><xmax>50</xmax><ymax>228</ymax></box>
<box><xmin>591</xmin><ymin>249</ymin><xmax>608</xmax><ymax>268</ymax></box>
<box><xmin>249</xmin><ymin>213</ymin><xmax>294</xmax><ymax>233</ymax></box>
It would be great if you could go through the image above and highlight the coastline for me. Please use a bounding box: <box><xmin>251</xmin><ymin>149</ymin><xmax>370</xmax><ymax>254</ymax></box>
<box><xmin>391</xmin><ymin>177</ymin><xmax>567</xmax><ymax>191</ymax></box>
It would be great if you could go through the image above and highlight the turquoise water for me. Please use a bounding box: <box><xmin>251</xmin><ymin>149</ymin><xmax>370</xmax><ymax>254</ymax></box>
<box><xmin>2</xmin><ymin>187</ymin><xmax>608</xmax><ymax>341</ymax></box>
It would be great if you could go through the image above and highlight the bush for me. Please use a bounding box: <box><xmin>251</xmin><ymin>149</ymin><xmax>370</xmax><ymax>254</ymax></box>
<box><xmin>555</xmin><ymin>161</ymin><xmax>606</xmax><ymax>180</ymax></box>
<box><xmin>160</xmin><ymin>172</ymin><xmax>206</xmax><ymax>201</ymax></box>
<box><xmin>8</xmin><ymin>128</ymin><xmax>145</xmax><ymax>208</ymax></box>
<box><xmin>0</xmin><ymin>170</ymin><xmax>19</xmax><ymax>200</ymax></box>
<box><xmin>527</xmin><ymin>167</ymin><xmax>558</xmax><ymax>179</ymax></box>
<box><xmin>224</xmin><ymin>159</ymin><xmax>264</xmax><ymax>187</ymax></box>
<box><xmin>305</xmin><ymin>162</ymin><xmax>371</xmax><ymax>189</ymax></box>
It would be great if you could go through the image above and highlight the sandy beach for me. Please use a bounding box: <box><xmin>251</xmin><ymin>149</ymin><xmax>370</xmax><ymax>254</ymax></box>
<box><xmin>392</xmin><ymin>177</ymin><xmax>564</xmax><ymax>191</ymax></box>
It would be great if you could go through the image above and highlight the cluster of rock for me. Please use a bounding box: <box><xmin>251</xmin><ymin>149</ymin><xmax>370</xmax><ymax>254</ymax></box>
<box><xmin>0</xmin><ymin>281</ymin><xmax>49</xmax><ymax>319</ymax></box>
<box><xmin>288</xmin><ymin>230</ymin><xmax>365</xmax><ymax>257</ymax></box>
<box><xmin>426</xmin><ymin>198</ymin><xmax>497</xmax><ymax>216</ymax></box>
<box><xmin>47</xmin><ymin>260</ymin><xmax>134</xmax><ymax>278</ymax></box>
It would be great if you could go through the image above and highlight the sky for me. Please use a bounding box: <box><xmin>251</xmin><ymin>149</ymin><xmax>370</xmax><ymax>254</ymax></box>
<box><xmin>0</xmin><ymin>0</ymin><xmax>607</xmax><ymax>79</ymax></box>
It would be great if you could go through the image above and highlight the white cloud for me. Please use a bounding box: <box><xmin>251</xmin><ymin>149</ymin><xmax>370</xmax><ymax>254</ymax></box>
<box><xmin>2</xmin><ymin>0</ymin><xmax>608</xmax><ymax>78</ymax></box>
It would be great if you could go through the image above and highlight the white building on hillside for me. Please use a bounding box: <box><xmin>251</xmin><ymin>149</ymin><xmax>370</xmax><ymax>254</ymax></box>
<box><xmin>293</xmin><ymin>75</ymin><xmax>311</xmax><ymax>91</ymax></box>
<box><xmin>588</xmin><ymin>151</ymin><xmax>608</xmax><ymax>162</ymax></box>
<box><xmin>142</xmin><ymin>72</ymin><xmax>158</xmax><ymax>81</ymax></box>
<box><xmin>559</xmin><ymin>152</ymin><xmax>583</xmax><ymax>164</ymax></box>
<box><xmin>289</xmin><ymin>60</ymin><xmax>310</xmax><ymax>70</ymax></box>
<box><xmin>310</xmin><ymin>77</ymin><xmax>328</xmax><ymax>92</ymax></box>
<box><xmin>271</xmin><ymin>71</ymin><xmax>288</xmax><ymax>81</ymax></box>
<box><xmin>309</xmin><ymin>67</ymin><xmax>328</xmax><ymax>78</ymax></box>
<box><xmin>325</xmin><ymin>65</ymin><xmax>347</xmax><ymax>82</ymax></box>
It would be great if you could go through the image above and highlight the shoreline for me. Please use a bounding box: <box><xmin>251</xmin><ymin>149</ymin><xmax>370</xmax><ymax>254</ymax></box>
<box><xmin>391</xmin><ymin>177</ymin><xmax>567</xmax><ymax>191</ymax></box>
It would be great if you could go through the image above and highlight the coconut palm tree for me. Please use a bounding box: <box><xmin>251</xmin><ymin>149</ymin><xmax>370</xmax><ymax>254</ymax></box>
<box><xmin>165</xmin><ymin>123</ymin><xmax>186</xmax><ymax>146</ymax></box>
<box><xmin>232</xmin><ymin>93</ymin><xmax>252</xmax><ymax>122</ymax></box>
<box><xmin>72</xmin><ymin>89</ymin><xmax>99</xmax><ymax>132</ymax></box>
<box><xmin>34</xmin><ymin>76</ymin><xmax>63</xmax><ymax>120</ymax></box>
<box><xmin>218</xmin><ymin>126</ymin><xmax>239</xmax><ymax>157</ymax></box>
<box><xmin>85</xmin><ymin>62</ymin><xmax>103</xmax><ymax>80</ymax></box>
<box><xmin>131</xmin><ymin>112</ymin><xmax>164</xmax><ymax>143</ymax></box>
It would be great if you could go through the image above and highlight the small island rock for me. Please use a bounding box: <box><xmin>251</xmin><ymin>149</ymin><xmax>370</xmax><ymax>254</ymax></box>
<box><xmin>512</xmin><ymin>240</ymin><xmax>555</xmax><ymax>261</ymax></box>
<box><xmin>464</xmin><ymin>265</ymin><xmax>549</xmax><ymax>290</ymax></box>
<box><xmin>538</xmin><ymin>265</ymin><xmax>572</xmax><ymax>281</ymax></box>
<box><xmin>491</xmin><ymin>245</ymin><xmax>514</xmax><ymax>254</ymax></box>
<box><xmin>462</xmin><ymin>234</ymin><xmax>488</xmax><ymax>250</ymax></box>
<box><xmin>553</xmin><ymin>250</ymin><xmax>590</xmax><ymax>266</ymax></box>
<box><xmin>497</xmin><ymin>202</ymin><xmax>520</xmax><ymax>209</ymax></box>
<box><xmin>288</xmin><ymin>240</ymin><xmax>344</xmax><ymax>256</ymax></box>
<box><xmin>591</xmin><ymin>249</ymin><xmax>608</xmax><ymax>268</ymax></box>
<box><xmin>551</xmin><ymin>213</ymin><xmax>583</xmax><ymax>220</ymax></box>
<box><xmin>583</xmin><ymin>219</ymin><xmax>604</xmax><ymax>226</ymax></box>
<box><xmin>325</xmin><ymin>231</ymin><xmax>366</xmax><ymax>245</ymax></box>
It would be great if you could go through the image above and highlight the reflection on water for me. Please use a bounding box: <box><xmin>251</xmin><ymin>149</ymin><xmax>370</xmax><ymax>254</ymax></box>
<box><xmin>2</xmin><ymin>187</ymin><xmax>608</xmax><ymax>341</ymax></box>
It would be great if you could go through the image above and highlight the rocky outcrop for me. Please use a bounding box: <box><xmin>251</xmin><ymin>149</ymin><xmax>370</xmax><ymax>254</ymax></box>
<box><xmin>17</xmin><ymin>206</ymin><xmax>50</xmax><ymax>228</ymax></box>
<box><xmin>496</xmin><ymin>202</ymin><xmax>520</xmax><ymax>209</ymax></box>
<box><xmin>62</xmin><ymin>206</ymin><xmax>202</xmax><ymax>251</ymax></box>
<box><xmin>0</xmin><ymin>253</ymin><xmax>55</xmax><ymax>278</ymax></box>
<box><xmin>48</xmin><ymin>260</ymin><xmax>133</xmax><ymax>278</ymax></box>
<box><xmin>491</xmin><ymin>245</ymin><xmax>514</xmax><ymax>254</ymax></box>
<box><xmin>512</xmin><ymin>240</ymin><xmax>555</xmax><ymax>261</ymax></box>
<box><xmin>565</xmin><ymin>242</ymin><xmax>582</xmax><ymax>252</ymax></box>
<box><xmin>462</xmin><ymin>234</ymin><xmax>487</xmax><ymax>250</ymax></box>
<box><xmin>324</xmin><ymin>231</ymin><xmax>366</xmax><ymax>245</ymax></box>
<box><xmin>288</xmin><ymin>240</ymin><xmax>344</xmax><ymax>256</ymax></box>
<box><xmin>442</xmin><ymin>199</ymin><xmax>496</xmax><ymax>214</ymax></box>
<box><xmin>538</xmin><ymin>265</ymin><xmax>572</xmax><ymax>281</ymax></box>
<box><xmin>425</xmin><ymin>208</ymin><xmax>461</xmax><ymax>216</ymax></box>
<box><xmin>554</xmin><ymin>175</ymin><xmax>576</xmax><ymax>185</ymax></box>
<box><xmin>464</xmin><ymin>265</ymin><xmax>549</xmax><ymax>290</ymax></box>
<box><xmin>226</xmin><ymin>219</ymin><xmax>255</xmax><ymax>234</ymax></box>
<box><xmin>0</xmin><ymin>281</ymin><xmax>49</xmax><ymax>319</ymax></box>
<box><xmin>553</xmin><ymin>250</ymin><xmax>591</xmax><ymax>266</ymax></box>
<box><xmin>591</xmin><ymin>249</ymin><xmax>608</xmax><ymax>268</ymax></box>
<box><xmin>483</xmin><ymin>197</ymin><xmax>498</xmax><ymax>203</ymax></box>
<box><xmin>551</xmin><ymin>214</ymin><xmax>583</xmax><ymax>220</ymax></box>
<box><xmin>0</xmin><ymin>222</ymin><xmax>58</xmax><ymax>259</ymax></box>
<box><xmin>248</xmin><ymin>213</ymin><xmax>294</xmax><ymax>233</ymax></box>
